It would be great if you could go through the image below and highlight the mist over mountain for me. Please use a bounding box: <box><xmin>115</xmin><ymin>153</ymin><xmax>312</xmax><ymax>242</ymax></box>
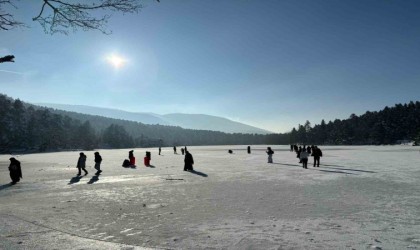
<box><xmin>161</xmin><ymin>113</ymin><xmax>270</xmax><ymax>134</ymax></box>
<box><xmin>36</xmin><ymin>103</ymin><xmax>272</xmax><ymax>134</ymax></box>
<box><xmin>37</xmin><ymin>103</ymin><xmax>168</xmax><ymax>125</ymax></box>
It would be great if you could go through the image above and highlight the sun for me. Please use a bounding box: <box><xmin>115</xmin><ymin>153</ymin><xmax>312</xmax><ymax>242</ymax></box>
<box><xmin>106</xmin><ymin>54</ymin><xmax>126</xmax><ymax>69</ymax></box>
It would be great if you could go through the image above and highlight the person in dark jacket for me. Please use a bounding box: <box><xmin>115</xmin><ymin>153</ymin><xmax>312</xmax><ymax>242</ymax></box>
<box><xmin>173</xmin><ymin>146</ymin><xmax>177</xmax><ymax>154</ymax></box>
<box><xmin>266</xmin><ymin>147</ymin><xmax>274</xmax><ymax>163</ymax></box>
<box><xmin>181</xmin><ymin>148</ymin><xmax>185</xmax><ymax>155</ymax></box>
<box><xmin>77</xmin><ymin>152</ymin><xmax>88</xmax><ymax>175</ymax></box>
<box><xmin>312</xmin><ymin>146</ymin><xmax>323</xmax><ymax>167</ymax></box>
<box><xmin>184</xmin><ymin>150</ymin><xmax>194</xmax><ymax>171</ymax></box>
<box><xmin>94</xmin><ymin>152</ymin><xmax>102</xmax><ymax>175</ymax></box>
<box><xmin>300</xmin><ymin>148</ymin><xmax>309</xmax><ymax>169</ymax></box>
<box><xmin>307</xmin><ymin>145</ymin><xmax>312</xmax><ymax>155</ymax></box>
<box><xmin>247</xmin><ymin>146</ymin><xmax>251</xmax><ymax>154</ymax></box>
<box><xmin>297</xmin><ymin>146</ymin><xmax>302</xmax><ymax>163</ymax></box>
<box><xmin>9</xmin><ymin>157</ymin><xmax>22</xmax><ymax>184</ymax></box>
<box><xmin>158</xmin><ymin>147</ymin><xmax>161</xmax><ymax>155</ymax></box>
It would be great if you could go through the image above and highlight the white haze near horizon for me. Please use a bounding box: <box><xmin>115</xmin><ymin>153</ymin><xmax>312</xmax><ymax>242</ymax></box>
<box><xmin>1</xmin><ymin>1</ymin><xmax>420</xmax><ymax>132</ymax></box>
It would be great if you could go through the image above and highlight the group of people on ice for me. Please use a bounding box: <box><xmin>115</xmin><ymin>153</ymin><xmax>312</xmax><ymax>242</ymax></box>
<box><xmin>122</xmin><ymin>150</ymin><xmax>153</xmax><ymax>168</ymax></box>
<box><xmin>290</xmin><ymin>144</ymin><xmax>323</xmax><ymax>169</ymax></box>
<box><xmin>263</xmin><ymin>145</ymin><xmax>323</xmax><ymax>169</ymax></box>
<box><xmin>173</xmin><ymin>146</ymin><xmax>188</xmax><ymax>155</ymax></box>
<box><xmin>6</xmin><ymin>145</ymin><xmax>324</xmax><ymax>185</ymax></box>
<box><xmin>76</xmin><ymin>152</ymin><xmax>103</xmax><ymax>176</ymax></box>
<box><xmin>120</xmin><ymin>148</ymin><xmax>194</xmax><ymax>171</ymax></box>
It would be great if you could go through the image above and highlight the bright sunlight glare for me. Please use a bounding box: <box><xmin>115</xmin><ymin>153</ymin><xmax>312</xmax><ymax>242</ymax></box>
<box><xmin>106</xmin><ymin>54</ymin><xmax>126</xmax><ymax>69</ymax></box>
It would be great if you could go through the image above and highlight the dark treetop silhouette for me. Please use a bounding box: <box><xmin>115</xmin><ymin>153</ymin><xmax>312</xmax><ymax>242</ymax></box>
<box><xmin>0</xmin><ymin>0</ymin><xmax>159</xmax><ymax>62</ymax></box>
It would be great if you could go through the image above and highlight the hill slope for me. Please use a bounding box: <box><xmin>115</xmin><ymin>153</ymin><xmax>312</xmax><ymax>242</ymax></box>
<box><xmin>37</xmin><ymin>103</ymin><xmax>272</xmax><ymax>134</ymax></box>
<box><xmin>161</xmin><ymin>113</ymin><xmax>270</xmax><ymax>134</ymax></box>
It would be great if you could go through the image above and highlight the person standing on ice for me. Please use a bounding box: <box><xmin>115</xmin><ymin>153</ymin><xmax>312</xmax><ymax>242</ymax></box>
<box><xmin>129</xmin><ymin>150</ymin><xmax>136</xmax><ymax>166</ymax></box>
<box><xmin>173</xmin><ymin>146</ymin><xmax>177</xmax><ymax>154</ymax></box>
<box><xmin>266</xmin><ymin>147</ymin><xmax>274</xmax><ymax>163</ymax></box>
<box><xmin>94</xmin><ymin>152</ymin><xmax>102</xmax><ymax>175</ymax></box>
<box><xmin>184</xmin><ymin>150</ymin><xmax>194</xmax><ymax>171</ymax></box>
<box><xmin>297</xmin><ymin>146</ymin><xmax>302</xmax><ymax>163</ymax></box>
<box><xmin>312</xmin><ymin>146</ymin><xmax>323</xmax><ymax>167</ymax></box>
<box><xmin>247</xmin><ymin>146</ymin><xmax>251</xmax><ymax>154</ymax></box>
<box><xmin>158</xmin><ymin>147</ymin><xmax>161</xmax><ymax>155</ymax></box>
<box><xmin>300</xmin><ymin>148</ymin><xmax>309</xmax><ymax>169</ymax></box>
<box><xmin>77</xmin><ymin>152</ymin><xmax>88</xmax><ymax>175</ymax></box>
<box><xmin>307</xmin><ymin>145</ymin><xmax>312</xmax><ymax>155</ymax></box>
<box><xmin>9</xmin><ymin>157</ymin><xmax>22</xmax><ymax>184</ymax></box>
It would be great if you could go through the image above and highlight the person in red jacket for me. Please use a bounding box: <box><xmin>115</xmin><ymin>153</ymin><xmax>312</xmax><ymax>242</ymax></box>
<box><xmin>129</xmin><ymin>150</ymin><xmax>136</xmax><ymax>166</ymax></box>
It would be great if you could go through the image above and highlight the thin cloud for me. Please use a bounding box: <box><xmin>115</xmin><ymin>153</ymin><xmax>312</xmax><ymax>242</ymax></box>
<box><xmin>0</xmin><ymin>70</ymin><xmax>25</xmax><ymax>75</ymax></box>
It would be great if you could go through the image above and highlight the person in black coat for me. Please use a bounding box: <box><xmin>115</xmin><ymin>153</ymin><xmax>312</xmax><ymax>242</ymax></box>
<box><xmin>307</xmin><ymin>145</ymin><xmax>312</xmax><ymax>155</ymax></box>
<box><xmin>77</xmin><ymin>152</ymin><xmax>88</xmax><ymax>175</ymax></box>
<box><xmin>297</xmin><ymin>146</ymin><xmax>302</xmax><ymax>163</ymax></box>
<box><xmin>184</xmin><ymin>150</ymin><xmax>194</xmax><ymax>171</ymax></box>
<box><xmin>9</xmin><ymin>157</ymin><xmax>22</xmax><ymax>184</ymax></box>
<box><xmin>312</xmin><ymin>146</ymin><xmax>323</xmax><ymax>167</ymax></box>
<box><xmin>94</xmin><ymin>152</ymin><xmax>102</xmax><ymax>175</ymax></box>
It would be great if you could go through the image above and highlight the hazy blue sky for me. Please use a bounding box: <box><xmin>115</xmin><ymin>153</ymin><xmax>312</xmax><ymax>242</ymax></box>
<box><xmin>1</xmin><ymin>0</ymin><xmax>420</xmax><ymax>133</ymax></box>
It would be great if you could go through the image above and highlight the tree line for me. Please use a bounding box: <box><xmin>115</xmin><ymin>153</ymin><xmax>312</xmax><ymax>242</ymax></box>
<box><xmin>1</xmin><ymin>94</ymin><xmax>419</xmax><ymax>153</ymax></box>
<box><xmin>289</xmin><ymin>101</ymin><xmax>420</xmax><ymax>145</ymax></box>
<box><xmin>0</xmin><ymin>94</ymin><xmax>289</xmax><ymax>153</ymax></box>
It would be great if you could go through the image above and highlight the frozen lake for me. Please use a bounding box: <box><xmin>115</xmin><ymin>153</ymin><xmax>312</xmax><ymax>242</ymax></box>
<box><xmin>1</xmin><ymin>145</ymin><xmax>419</xmax><ymax>249</ymax></box>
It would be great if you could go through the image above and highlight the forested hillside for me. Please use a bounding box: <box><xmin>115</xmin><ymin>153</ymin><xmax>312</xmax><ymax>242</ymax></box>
<box><xmin>1</xmin><ymin>94</ymin><xmax>419</xmax><ymax>153</ymax></box>
<box><xmin>0</xmin><ymin>94</ymin><xmax>287</xmax><ymax>153</ymax></box>
<box><xmin>289</xmin><ymin>101</ymin><xmax>420</xmax><ymax>145</ymax></box>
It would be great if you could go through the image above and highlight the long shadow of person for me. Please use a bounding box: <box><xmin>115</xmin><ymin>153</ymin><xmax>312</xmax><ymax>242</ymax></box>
<box><xmin>87</xmin><ymin>175</ymin><xmax>99</xmax><ymax>184</ymax></box>
<box><xmin>317</xmin><ymin>169</ymin><xmax>357</xmax><ymax>175</ymax></box>
<box><xmin>321</xmin><ymin>164</ymin><xmax>376</xmax><ymax>173</ymax></box>
<box><xmin>272</xmin><ymin>163</ymin><xmax>301</xmax><ymax>168</ymax></box>
<box><xmin>188</xmin><ymin>170</ymin><xmax>208</xmax><ymax>177</ymax></box>
<box><xmin>0</xmin><ymin>183</ymin><xmax>13</xmax><ymax>191</ymax></box>
<box><xmin>147</xmin><ymin>165</ymin><xmax>156</xmax><ymax>168</ymax></box>
<box><xmin>68</xmin><ymin>175</ymin><xmax>83</xmax><ymax>185</ymax></box>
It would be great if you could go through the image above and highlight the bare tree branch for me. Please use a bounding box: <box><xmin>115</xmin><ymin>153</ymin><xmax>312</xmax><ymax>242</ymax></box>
<box><xmin>1</xmin><ymin>0</ymin><xmax>160</xmax><ymax>63</ymax></box>
<box><xmin>0</xmin><ymin>0</ymin><xmax>25</xmax><ymax>30</ymax></box>
<box><xmin>32</xmin><ymin>0</ymin><xmax>145</xmax><ymax>35</ymax></box>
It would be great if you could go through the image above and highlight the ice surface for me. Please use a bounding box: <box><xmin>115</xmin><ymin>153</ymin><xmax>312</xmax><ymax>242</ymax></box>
<box><xmin>1</xmin><ymin>145</ymin><xmax>419</xmax><ymax>249</ymax></box>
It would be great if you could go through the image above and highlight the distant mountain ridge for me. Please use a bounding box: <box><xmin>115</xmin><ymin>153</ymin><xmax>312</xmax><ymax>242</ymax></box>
<box><xmin>36</xmin><ymin>103</ymin><xmax>272</xmax><ymax>134</ymax></box>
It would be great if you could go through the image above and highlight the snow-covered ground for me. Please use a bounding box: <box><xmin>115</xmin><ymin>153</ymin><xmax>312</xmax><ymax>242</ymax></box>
<box><xmin>1</xmin><ymin>145</ymin><xmax>419</xmax><ymax>249</ymax></box>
